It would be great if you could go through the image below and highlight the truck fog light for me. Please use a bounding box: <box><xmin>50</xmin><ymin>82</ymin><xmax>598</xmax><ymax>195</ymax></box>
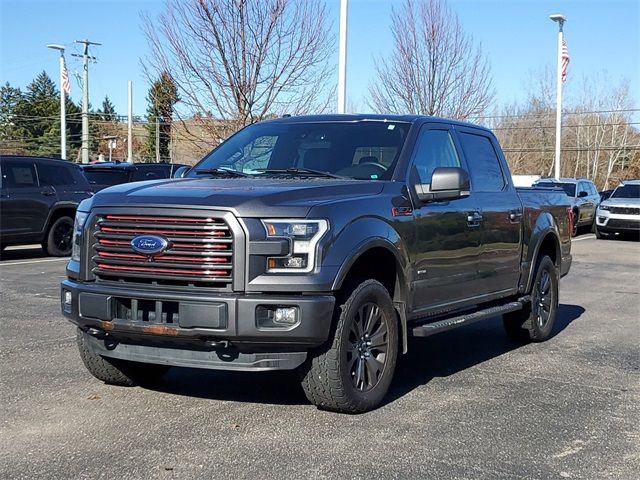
<box><xmin>275</xmin><ymin>307</ymin><xmax>298</xmax><ymax>325</ymax></box>
<box><xmin>256</xmin><ymin>306</ymin><xmax>299</xmax><ymax>329</ymax></box>
<box><xmin>63</xmin><ymin>290</ymin><xmax>72</xmax><ymax>305</ymax></box>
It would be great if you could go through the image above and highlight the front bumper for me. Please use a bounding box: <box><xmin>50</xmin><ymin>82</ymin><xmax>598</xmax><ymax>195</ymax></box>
<box><xmin>596</xmin><ymin>211</ymin><xmax>640</xmax><ymax>232</ymax></box>
<box><xmin>62</xmin><ymin>279</ymin><xmax>335</xmax><ymax>371</ymax></box>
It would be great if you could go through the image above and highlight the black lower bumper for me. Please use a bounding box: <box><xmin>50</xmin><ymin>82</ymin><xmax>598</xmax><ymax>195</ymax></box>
<box><xmin>62</xmin><ymin>279</ymin><xmax>335</xmax><ymax>371</ymax></box>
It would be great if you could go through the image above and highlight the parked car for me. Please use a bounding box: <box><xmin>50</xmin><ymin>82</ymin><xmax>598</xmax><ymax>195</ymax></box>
<box><xmin>62</xmin><ymin>114</ymin><xmax>572</xmax><ymax>413</ymax></box>
<box><xmin>595</xmin><ymin>180</ymin><xmax>640</xmax><ymax>239</ymax></box>
<box><xmin>599</xmin><ymin>189</ymin><xmax>614</xmax><ymax>202</ymax></box>
<box><xmin>81</xmin><ymin>162</ymin><xmax>189</xmax><ymax>192</ymax></box>
<box><xmin>0</xmin><ymin>155</ymin><xmax>93</xmax><ymax>256</ymax></box>
<box><xmin>534</xmin><ymin>177</ymin><xmax>600</xmax><ymax>236</ymax></box>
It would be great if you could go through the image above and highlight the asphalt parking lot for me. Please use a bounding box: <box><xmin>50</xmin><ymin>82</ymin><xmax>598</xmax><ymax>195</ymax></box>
<box><xmin>1</xmin><ymin>235</ymin><xmax>638</xmax><ymax>480</ymax></box>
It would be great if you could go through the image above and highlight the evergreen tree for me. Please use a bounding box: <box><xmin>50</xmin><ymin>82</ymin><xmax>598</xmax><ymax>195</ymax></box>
<box><xmin>0</xmin><ymin>83</ymin><xmax>24</xmax><ymax>152</ymax></box>
<box><xmin>144</xmin><ymin>72</ymin><xmax>179</xmax><ymax>162</ymax></box>
<box><xmin>99</xmin><ymin>95</ymin><xmax>117</xmax><ymax>122</ymax></box>
<box><xmin>12</xmin><ymin>71</ymin><xmax>61</xmax><ymax>156</ymax></box>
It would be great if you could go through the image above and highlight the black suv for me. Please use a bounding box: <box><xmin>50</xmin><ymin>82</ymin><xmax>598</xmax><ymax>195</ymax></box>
<box><xmin>0</xmin><ymin>156</ymin><xmax>93</xmax><ymax>256</ymax></box>
<box><xmin>81</xmin><ymin>162</ymin><xmax>188</xmax><ymax>192</ymax></box>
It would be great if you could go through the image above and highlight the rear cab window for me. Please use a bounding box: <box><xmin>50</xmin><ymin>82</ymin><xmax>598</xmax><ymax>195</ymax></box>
<box><xmin>457</xmin><ymin>131</ymin><xmax>506</xmax><ymax>192</ymax></box>
<box><xmin>83</xmin><ymin>169</ymin><xmax>131</xmax><ymax>187</ymax></box>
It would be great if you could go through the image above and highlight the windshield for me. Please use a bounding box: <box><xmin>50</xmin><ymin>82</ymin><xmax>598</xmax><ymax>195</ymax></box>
<box><xmin>537</xmin><ymin>182</ymin><xmax>576</xmax><ymax>197</ymax></box>
<box><xmin>190</xmin><ymin>121</ymin><xmax>410</xmax><ymax>180</ymax></box>
<box><xmin>611</xmin><ymin>184</ymin><xmax>640</xmax><ymax>199</ymax></box>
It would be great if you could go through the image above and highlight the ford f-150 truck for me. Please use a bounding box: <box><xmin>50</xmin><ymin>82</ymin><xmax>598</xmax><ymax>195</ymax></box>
<box><xmin>61</xmin><ymin>115</ymin><xmax>572</xmax><ymax>413</ymax></box>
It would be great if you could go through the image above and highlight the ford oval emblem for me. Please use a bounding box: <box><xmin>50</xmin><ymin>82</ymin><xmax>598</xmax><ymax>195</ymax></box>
<box><xmin>131</xmin><ymin>235</ymin><xmax>169</xmax><ymax>255</ymax></box>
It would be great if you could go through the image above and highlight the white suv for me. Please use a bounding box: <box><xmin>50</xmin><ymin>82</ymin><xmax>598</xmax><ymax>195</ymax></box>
<box><xmin>596</xmin><ymin>180</ymin><xmax>640</xmax><ymax>239</ymax></box>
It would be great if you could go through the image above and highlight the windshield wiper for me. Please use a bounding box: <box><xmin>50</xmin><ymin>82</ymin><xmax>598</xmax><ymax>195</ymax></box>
<box><xmin>194</xmin><ymin>167</ymin><xmax>249</xmax><ymax>178</ymax></box>
<box><xmin>256</xmin><ymin>168</ymin><xmax>345</xmax><ymax>179</ymax></box>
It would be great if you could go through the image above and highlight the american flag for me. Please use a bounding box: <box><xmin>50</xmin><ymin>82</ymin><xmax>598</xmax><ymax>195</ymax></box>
<box><xmin>561</xmin><ymin>38</ymin><xmax>570</xmax><ymax>83</ymax></box>
<box><xmin>62</xmin><ymin>59</ymin><xmax>71</xmax><ymax>95</ymax></box>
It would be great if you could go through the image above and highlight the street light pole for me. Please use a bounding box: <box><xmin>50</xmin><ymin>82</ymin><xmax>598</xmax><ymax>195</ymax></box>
<box><xmin>47</xmin><ymin>44</ymin><xmax>66</xmax><ymax>160</ymax></box>
<box><xmin>337</xmin><ymin>0</ymin><xmax>348</xmax><ymax>114</ymax></box>
<box><xmin>550</xmin><ymin>14</ymin><xmax>566</xmax><ymax>180</ymax></box>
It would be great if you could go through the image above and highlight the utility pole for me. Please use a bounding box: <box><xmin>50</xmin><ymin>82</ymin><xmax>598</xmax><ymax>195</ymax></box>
<box><xmin>73</xmin><ymin>39</ymin><xmax>101</xmax><ymax>164</ymax></box>
<box><xmin>155</xmin><ymin>118</ymin><xmax>160</xmax><ymax>162</ymax></box>
<box><xmin>127</xmin><ymin>80</ymin><xmax>133</xmax><ymax>163</ymax></box>
<box><xmin>337</xmin><ymin>0</ymin><xmax>349</xmax><ymax>114</ymax></box>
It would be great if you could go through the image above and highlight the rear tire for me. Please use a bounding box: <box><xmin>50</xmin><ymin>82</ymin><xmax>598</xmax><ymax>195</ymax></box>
<box><xmin>503</xmin><ymin>255</ymin><xmax>558</xmax><ymax>343</ymax></box>
<box><xmin>299</xmin><ymin>279</ymin><xmax>398</xmax><ymax>413</ymax></box>
<box><xmin>44</xmin><ymin>216</ymin><xmax>74</xmax><ymax>256</ymax></box>
<box><xmin>76</xmin><ymin>329</ymin><xmax>170</xmax><ymax>386</ymax></box>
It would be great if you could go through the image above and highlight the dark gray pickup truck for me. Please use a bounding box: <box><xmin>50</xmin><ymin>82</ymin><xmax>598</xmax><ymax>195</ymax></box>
<box><xmin>61</xmin><ymin>115</ymin><xmax>572</xmax><ymax>413</ymax></box>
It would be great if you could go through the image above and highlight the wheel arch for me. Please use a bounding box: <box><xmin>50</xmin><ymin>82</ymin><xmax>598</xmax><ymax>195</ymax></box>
<box><xmin>331</xmin><ymin>234</ymin><xmax>411</xmax><ymax>354</ymax></box>
<box><xmin>44</xmin><ymin>202</ymin><xmax>78</xmax><ymax>235</ymax></box>
<box><xmin>524</xmin><ymin>227</ymin><xmax>561</xmax><ymax>293</ymax></box>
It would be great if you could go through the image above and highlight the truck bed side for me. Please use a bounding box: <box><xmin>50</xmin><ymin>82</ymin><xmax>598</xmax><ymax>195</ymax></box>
<box><xmin>517</xmin><ymin>186</ymin><xmax>572</xmax><ymax>292</ymax></box>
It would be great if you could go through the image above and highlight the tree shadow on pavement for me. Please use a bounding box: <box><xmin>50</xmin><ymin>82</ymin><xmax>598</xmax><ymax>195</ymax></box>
<box><xmin>385</xmin><ymin>303</ymin><xmax>585</xmax><ymax>405</ymax></box>
<box><xmin>147</xmin><ymin>304</ymin><xmax>584</xmax><ymax>408</ymax></box>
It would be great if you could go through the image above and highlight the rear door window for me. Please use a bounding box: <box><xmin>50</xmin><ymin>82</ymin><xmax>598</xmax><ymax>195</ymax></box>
<box><xmin>458</xmin><ymin>132</ymin><xmax>506</xmax><ymax>192</ymax></box>
<box><xmin>37</xmin><ymin>163</ymin><xmax>78</xmax><ymax>186</ymax></box>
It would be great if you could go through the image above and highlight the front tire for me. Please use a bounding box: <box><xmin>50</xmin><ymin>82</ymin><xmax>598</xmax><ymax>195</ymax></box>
<box><xmin>76</xmin><ymin>329</ymin><xmax>170</xmax><ymax>386</ymax></box>
<box><xmin>299</xmin><ymin>279</ymin><xmax>399</xmax><ymax>413</ymax></box>
<box><xmin>503</xmin><ymin>255</ymin><xmax>558</xmax><ymax>343</ymax></box>
<box><xmin>44</xmin><ymin>216</ymin><xmax>74</xmax><ymax>256</ymax></box>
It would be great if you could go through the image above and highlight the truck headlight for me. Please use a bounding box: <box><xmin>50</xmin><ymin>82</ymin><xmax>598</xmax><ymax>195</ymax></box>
<box><xmin>599</xmin><ymin>204</ymin><xmax>610</xmax><ymax>211</ymax></box>
<box><xmin>261</xmin><ymin>219</ymin><xmax>328</xmax><ymax>273</ymax></box>
<box><xmin>71</xmin><ymin>211</ymin><xmax>89</xmax><ymax>262</ymax></box>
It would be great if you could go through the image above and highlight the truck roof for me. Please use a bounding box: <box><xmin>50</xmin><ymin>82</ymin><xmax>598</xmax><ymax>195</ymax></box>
<box><xmin>262</xmin><ymin>114</ymin><xmax>493</xmax><ymax>133</ymax></box>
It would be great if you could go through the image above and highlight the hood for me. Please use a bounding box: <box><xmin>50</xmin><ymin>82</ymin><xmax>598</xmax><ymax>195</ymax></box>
<box><xmin>600</xmin><ymin>197</ymin><xmax>640</xmax><ymax>208</ymax></box>
<box><xmin>88</xmin><ymin>177</ymin><xmax>385</xmax><ymax>217</ymax></box>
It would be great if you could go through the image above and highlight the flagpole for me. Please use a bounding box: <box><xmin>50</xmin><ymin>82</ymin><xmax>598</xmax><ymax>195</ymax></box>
<box><xmin>550</xmin><ymin>14</ymin><xmax>566</xmax><ymax>180</ymax></box>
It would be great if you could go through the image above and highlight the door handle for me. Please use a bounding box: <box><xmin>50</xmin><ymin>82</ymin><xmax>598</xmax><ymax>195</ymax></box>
<box><xmin>509</xmin><ymin>210</ymin><xmax>523</xmax><ymax>222</ymax></box>
<box><xmin>467</xmin><ymin>211</ymin><xmax>483</xmax><ymax>226</ymax></box>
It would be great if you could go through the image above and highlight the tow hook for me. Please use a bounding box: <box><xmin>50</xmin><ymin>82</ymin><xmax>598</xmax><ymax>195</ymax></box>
<box><xmin>203</xmin><ymin>339</ymin><xmax>231</xmax><ymax>349</ymax></box>
<box><xmin>86</xmin><ymin>327</ymin><xmax>108</xmax><ymax>339</ymax></box>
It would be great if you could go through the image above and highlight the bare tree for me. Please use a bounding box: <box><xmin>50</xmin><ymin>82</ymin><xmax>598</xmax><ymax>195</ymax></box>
<box><xmin>368</xmin><ymin>0</ymin><xmax>493</xmax><ymax>119</ymax></box>
<box><xmin>143</xmin><ymin>0</ymin><xmax>334</xmax><ymax>144</ymax></box>
<box><xmin>490</xmin><ymin>71</ymin><xmax>639</xmax><ymax>189</ymax></box>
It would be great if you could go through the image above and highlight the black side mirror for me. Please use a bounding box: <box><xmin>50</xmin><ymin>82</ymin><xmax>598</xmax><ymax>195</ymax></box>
<box><xmin>578</xmin><ymin>190</ymin><xmax>588</xmax><ymax>198</ymax></box>
<box><xmin>415</xmin><ymin>167</ymin><xmax>470</xmax><ymax>203</ymax></box>
<box><xmin>172</xmin><ymin>166</ymin><xmax>191</xmax><ymax>178</ymax></box>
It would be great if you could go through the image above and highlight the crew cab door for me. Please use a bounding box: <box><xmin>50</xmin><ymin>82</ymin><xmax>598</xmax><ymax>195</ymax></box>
<box><xmin>0</xmin><ymin>159</ymin><xmax>52</xmax><ymax>237</ymax></box>
<box><xmin>455</xmin><ymin>127</ymin><xmax>521</xmax><ymax>296</ymax></box>
<box><xmin>407</xmin><ymin>124</ymin><xmax>484</xmax><ymax>313</ymax></box>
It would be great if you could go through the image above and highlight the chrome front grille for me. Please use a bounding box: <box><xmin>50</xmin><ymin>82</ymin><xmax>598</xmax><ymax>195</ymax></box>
<box><xmin>91</xmin><ymin>214</ymin><xmax>234</xmax><ymax>287</ymax></box>
<box><xmin>609</xmin><ymin>206</ymin><xmax>640</xmax><ymax>215</ymax></box>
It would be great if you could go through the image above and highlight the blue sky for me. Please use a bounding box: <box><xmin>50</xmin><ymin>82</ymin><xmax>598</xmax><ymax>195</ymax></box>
<box><xmin>1</xmin><ymin>0</ymin><xmax>638</xmax><ymax>117</ymax></box>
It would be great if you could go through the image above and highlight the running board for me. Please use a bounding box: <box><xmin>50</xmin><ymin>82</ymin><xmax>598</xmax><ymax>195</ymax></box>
<box><xmin>412</xmin><ymin>297</ymin><xmax>530</xmax><ymax>338</ymax></box>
